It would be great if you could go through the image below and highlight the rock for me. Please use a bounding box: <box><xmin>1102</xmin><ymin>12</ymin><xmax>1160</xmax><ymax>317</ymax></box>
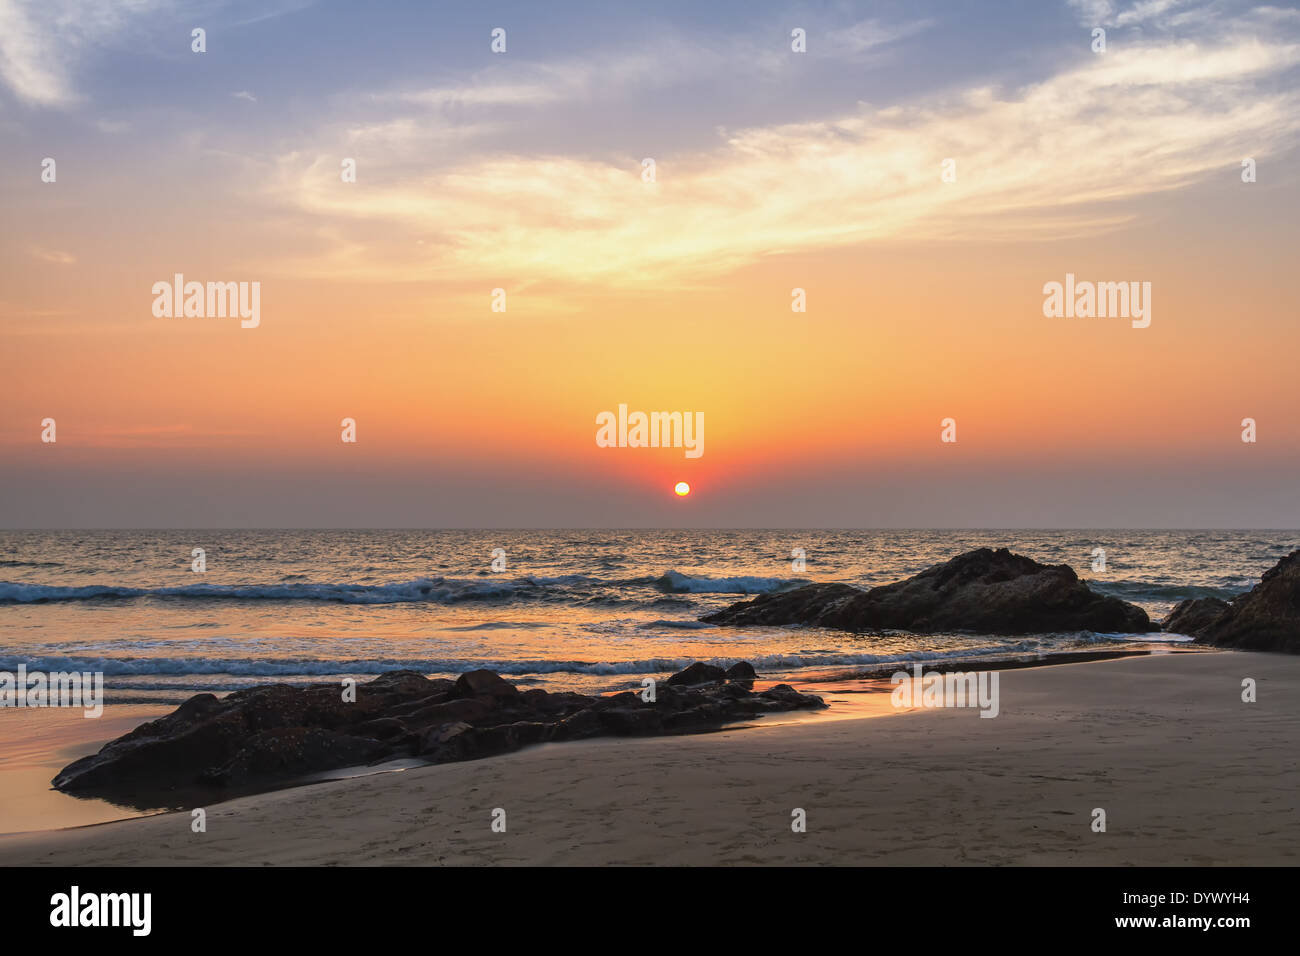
<box><xmin>649</xmin><ymin>684</ymin><xmax>683</xmax><ymax>707</ymax></box>
<box><xmin>597</xmin><ymin>706</ymin><xmax>664</xmax><ymax>736</ymax></box>
<box><xmin>764</xmin><ymin>684</ymin><xmax>808</xmax><ymax>703</ymax></box>
<box><xmin>702</xmin><ymin>548</ymin><xmax>1151</xmax><ymax>635</ymax></box>
<box><xmin>472</xmin><ymin>723</ymin><xmax>519</xmax><ymax>756</ymax></box>
<box><xmin>389</xmin><ymin>692</ymin><xmax>453</xmax><ymax>717</ymax></box>
<box><xmin>200</xmin><ymin>729</ymin><xmax>385</xmax><ymax>788</ymax></box>
<box><xmin>52</xmin><ymin>708</ymin><xmax>247</xmax><ymax>795</ymax></box>
<box><xmin>52</xmin><ymin>660</ymin><xmax>828</xmax><ymax>806</ymax></box>
<box><xmin>710</xmin><ymin>582</ymin><xmax>863</xmax><ymax>626</ymax></box>
<box><xmin>367</xmin><ymin>670</ymin><xmax>449</xmax><ymax>696</ymax></box>
<box><xmin>663</xmin><ymin>702</ymin><xmax>725</xmax><ymax>731</ymax></box>
<box><xmin>174</xmin><ymin>692</ymin><xmax>223</xmax><ymax>720</ymax></box>
<box><xmin>418</xmin><ymin>721</ymin><xmax>477</xmax><ymax>761</ymax></box>
<box><xmin>454</xmin><ymin>669</ymin><xmax>519</xmax><ymax>699</ymax></box>
<box><xmin>724</xmin><ymin>661</ymin><xmax>757</xmax><ymax>682</ymax></box>
<box><xmin>596</xmin><ymin>691</ymin><xmax>641</xmax><ymax>707</ymax></box>
<box><xmin>522</xmin><ymin>689</ymin><xmax>594</xmax><ymax>719</ymax></box>
<box><xmin>355</xmin><ymin>717</ymin><xmax>409</xmax><ymax>740</ymax></box>
<box><xmin>666</xmin><ymin>662</ymin><xmax>727</xmax><ymax>686</ymax></box>
<box><xmin>1162</xmin><ymin>597</ymin><xmax>1230</xmax><ymax>636</ymax></box>
<box><xmin>405</xmin><ymin>696</ymin><xmax>496</xmax><ymax>727</ymax></box>
<box><xmin>506</xmin><ymin>721</ymin><xmax>553</xmax><ymax>746</ymax></box>
<box><xmin>1192</xmin><ymin>551</ymin><xmax>1300</xmax><ymax>653</ymax></box>
<box><xmin>553</xmin><ymin>708</ymin><xmax>603</xmax><ymax>741</ymax></box>
<box><xmin>53</xmin><ymin>671</ymin><xmax>438</xmax><ymax>796</ymax></box>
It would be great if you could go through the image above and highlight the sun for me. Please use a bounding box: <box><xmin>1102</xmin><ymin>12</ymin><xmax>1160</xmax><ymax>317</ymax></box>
<box><xmin>674</xmin><ymin>481</ymin><xmax>691</xmax><ymax>497</ymax></box>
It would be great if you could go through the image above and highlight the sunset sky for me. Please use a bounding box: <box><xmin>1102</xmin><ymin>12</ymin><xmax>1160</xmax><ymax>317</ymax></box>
<box><xmin>2</xmin><ymin>0</ymin><xmax>1298</xmax><ymax>527</ymax></box>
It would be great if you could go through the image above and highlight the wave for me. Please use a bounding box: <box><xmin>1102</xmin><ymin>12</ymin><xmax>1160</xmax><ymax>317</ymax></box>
<box><xmin>0</xmin><ymin>638</ymin><xmax>1139</xmax><ymax>685</ymax></box>
<box><xmin>637</xmin><ymin>619</ymin><xmax>716</xmax><ymax>630</ymax></box>
<box><xmin>0</xmin><ymin>576</ymin><xmax>621</xmax><ymax>605</ymax></box>
<box><xmin>442</xmin><ymin>621</ymin><xmax>556</xmax><ymax>631</ymax></box>
<box><xmin>0</xmin><ymin>578</ymin><xmax>534</xmax><ymax>605</ymax></box>
<box><xmin>1087</xmin><ymin>580</ymin><xmax>1244</xmax><ymax>603</ymax></box>
<box><xmin>0</xmin><ymin>569</ymin><xmax>806</xmax><ymax>605</ymax></box>
<box><xmin>653</xmin><ymin>570</ymin><xmax>804</xmax><ymax>594</ymax></box>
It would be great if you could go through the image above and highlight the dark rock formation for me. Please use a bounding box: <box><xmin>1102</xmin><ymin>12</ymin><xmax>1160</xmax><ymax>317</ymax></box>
<box><xmin>702</xmin><ymin>547</ymin><xmax>1151</xmax><ymax>634</ymax></box>
<box><xmin>666</xmin><ymin>662</ymin><xmax>725</xmax><ymax>686</ymax></box>
<box><xmin>1162</xmin><ymin>597</ymin><xmax>1230</xmax><ymax>636</ymax></box>
<box><xmin>724</xmin><ymin>661</ymin><xmax>757</xmax><ymax>682</ymax></box>
<box><xmin>1178</xmin><ymin>550</ymin><xmax>1300</xmax><ymax>653</ymax></box>
<box><xmin>52</xmin><ymin>662</ymin><xmax>824</xmax><ymax>807</ymax></box>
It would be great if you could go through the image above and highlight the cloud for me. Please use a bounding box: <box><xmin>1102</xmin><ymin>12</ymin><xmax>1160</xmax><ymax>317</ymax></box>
<box><xmin>233</xmin><ymin>90</ymin><xmax>257</xmax><ymax>102</ymax></box>
<box><xmin>29</xmin><ymin>246</ymin><xmax>76</xmax><ymax>265</ymax></box>
<box><xmin>371</xmin><ymin>17</ymin><xmax>934</xmax><ymax>115</ymax></box>
<box><xmin>1066</xmin><ymin>0</ymin><xmax>1262</xmax><ymax>28</ymax></box>
<box><xmin>1112</xmin><ymin>0</ymin><xmax>1191</xmax><ymax>26</ymax></box>
<box><xmin>0</xmin><ymin>0</ymin><xmax>311</xmax><ymax>108</ymax></box>
<box><xmin>821</xmin><ymin>17</ymin><xmax>935</xmax><ymax>56</ymax></box>
<box><xmin>267</xmin><ymin>29</ymin><xmax>1300</xmax><ymax>286</ymax></box>
<box><xmin>0</xmin><ymin>0</ymin><xmax>79</xmax><ymax>106</ymax></box>
<box><xmin>0</xmin><ymin>0</ymin><xmax>172</xmax><ymax>107</ymax></box>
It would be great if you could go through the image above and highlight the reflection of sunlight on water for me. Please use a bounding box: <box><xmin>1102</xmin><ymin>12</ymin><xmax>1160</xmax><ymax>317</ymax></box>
<box><xmin>303</xmin><ymin>757</ymin><xmax>427</xmax><ymax>783</ymax></box>
<box><xmin>727</xmin><ymin>678</ymin><xmax>905</xmax><ymax>730</ymax></box>
<box><xmin>0</xmin><ymin>704</ymin><xmax>170</xmax><ymax>834</ymax></box>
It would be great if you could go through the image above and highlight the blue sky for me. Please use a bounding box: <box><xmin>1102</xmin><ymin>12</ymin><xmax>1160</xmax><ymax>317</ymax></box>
<box><xmin>4</xmin><ymin>1</ymin><xmax>1250</xmax><ymax>160</ymax></box>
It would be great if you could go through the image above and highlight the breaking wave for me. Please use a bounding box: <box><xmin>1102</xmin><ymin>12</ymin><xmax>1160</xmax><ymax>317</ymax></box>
<box><xmin>0</xmin><ymin>569</ymin><xmax>806</xmax><ymax>605</ymax></box>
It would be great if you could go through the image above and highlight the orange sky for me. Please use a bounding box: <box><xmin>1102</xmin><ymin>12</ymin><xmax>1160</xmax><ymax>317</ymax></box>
<box><xmin>2</xmin><ymin>0</ymin><xmax>1298</xmax><ymax>526</ymax></box>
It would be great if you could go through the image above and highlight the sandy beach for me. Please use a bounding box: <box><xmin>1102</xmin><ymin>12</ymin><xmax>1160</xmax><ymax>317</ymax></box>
<box><xmin>2</xmin><ymin>649</ymin><xmax>1294</xmax><ymax>867</ymax></box>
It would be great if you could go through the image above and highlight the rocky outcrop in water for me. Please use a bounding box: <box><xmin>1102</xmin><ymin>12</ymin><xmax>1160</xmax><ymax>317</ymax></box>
<box><xmin>702</xmin><ymin>548</ymin><xmax>1151</xmax><ymax>634</ymax></box>
<box><xmin>52</xmin><ymin>663</ymin><xmax>824</xmax><ymax>807</ymax></box>
<box><xmin>1162</xmin><ymin>596</ymin><xmax>1231</xmax><ymax>636</ymax></box>
<box><xmin>1165</xmin><ymin>550</ymin><xmax>1300</xmax><ymax>653</ymax></box>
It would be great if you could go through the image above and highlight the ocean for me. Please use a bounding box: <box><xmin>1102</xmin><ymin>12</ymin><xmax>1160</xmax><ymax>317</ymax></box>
<box><xmin>1</xmin><ymin>528</ymin><xmax>1290</xmax><ymax>704</ymax></box>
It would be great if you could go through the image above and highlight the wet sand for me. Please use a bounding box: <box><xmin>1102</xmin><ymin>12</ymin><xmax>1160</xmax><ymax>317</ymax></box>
<box><xmin>0</xmin><ymin>705</ymin><xmax>171</xmax><ymax>834</ymax></box>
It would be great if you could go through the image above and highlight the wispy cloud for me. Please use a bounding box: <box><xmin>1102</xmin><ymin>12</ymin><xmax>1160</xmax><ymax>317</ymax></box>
<box><xmin>0</xmin><ymin>0</ymin><xmax>165</xmax><ymax>107</ymax></box>
<box><xmin>371</xmin><ymin>17</ymin><xmax>933</xmax><ymax>114</ymax></box>
<box><xmin>1066</xmin><ymin>0</ymin><xmax>1263</xmax><ymax>28</ymax></box>
<box><xmin>821</xmin><ymin>17</ymin><xmax>935</xmax><ymax>56</ymax></box>
<box><xmin>0</xmin><ymin>0</ymin><xmax>78</xmax><ymax>106</ymax></box>
<box><xmin>267</xmin><ymin>26</ymin><xmax>1300</xmax><ymax>286</ymax></box>
<box><xmin>29</xmin><ymin>246</ymin><xmax>76</xmax><ymax>265</ymax></box>
<box><xmin>0</xmin><ymin>0</ymin><xmax>311</xmax><ymax>108</ymax></box>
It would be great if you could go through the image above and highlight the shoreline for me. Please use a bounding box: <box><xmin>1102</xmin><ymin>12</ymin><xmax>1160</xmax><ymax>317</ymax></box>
<box><xmin>2</xmin><ymin>643</ymin><xmax>1192</xmax><ymax>836</ymax></box>
<box><xmin>3</xmin><ymin>648</ymin><xmax>1294</xmax><ymax>866</ymax></box>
